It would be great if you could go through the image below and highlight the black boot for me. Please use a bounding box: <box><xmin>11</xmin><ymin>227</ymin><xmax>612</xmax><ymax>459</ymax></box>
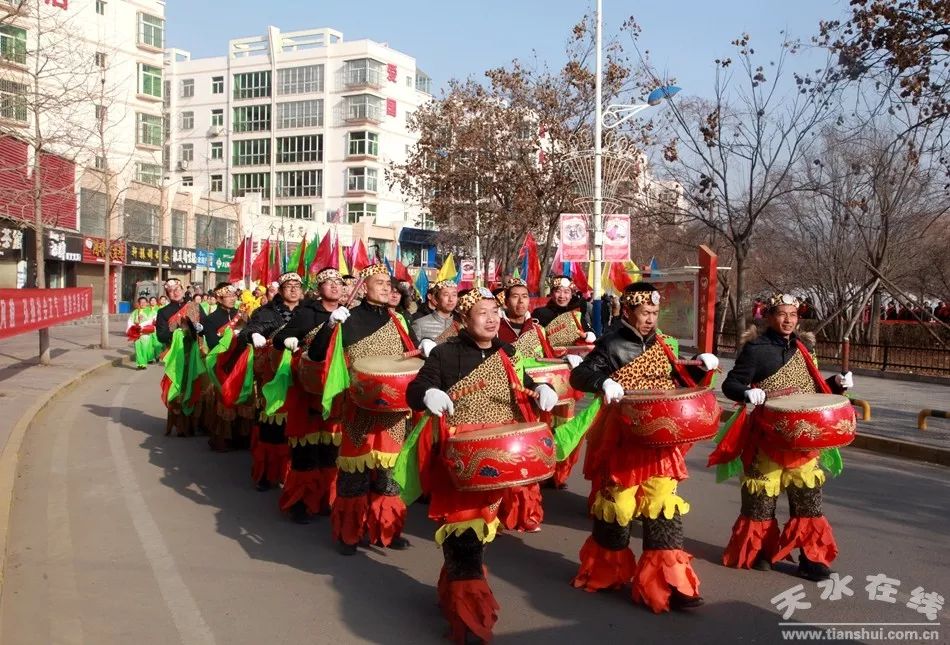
<box><xmin>337</xmin><ymin>540</ymin><xmax>358</xmax><ymax>556</ymax></box>
<box><xmin>290</xmin><ymin>501</ymin><xmax>311</xmax><ymax>525</ymax></box>
<box><xmin>798</xmin><ymin>551</ymin><xmax>833</xmax><ymax>581</ymax></box>
<box><xmin>255</xmin><ymin>478</ymin><xmax>271</xmax><ymax>492</ymax></box>
<box><xmin>670</xmin><ymin>588</ymin><xmax>705</xmax><ymax>609</ymax></box>
<box><xmin>388</xmin><ymin>536</ymin><xmax>411</xmax><ymax>550</ymax></box>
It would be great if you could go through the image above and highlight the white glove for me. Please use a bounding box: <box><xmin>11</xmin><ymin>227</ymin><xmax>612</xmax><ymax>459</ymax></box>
<box><xmin>584</xmin><ymin>331</ymin><xmax>596</xmax><ymax>343</ymax></box>
<box><xmin>835</xmin><ymin>371</ymin><xmax>854</xmax><ymax>389</ymax></box>
<box><xmin>251</xmin><ymin>333</ymin><xmax>266</xmax><ymax>349</ymax></box>
<box><xmin>423</xmin><ymin>388</ymin><xmax>454</xmax><ymax>417</ymax></box>
<box><xmin>745</xmin><ymin>388</ymin><xmax>767</xmax><ymax>406</ymax></box>
<box><xmin>563</xmin><ymin>354</ymin><xmax>583</xmax><ymax>369</ymax></box>
<box><xmin>419</xmin><ymin>339</ymin><xmax>437</xmax><ymax>357</ymax></box>
<box><xmin>601</xmin><ymin>378</ymin><xmax>624</xmax><ymax>404</ymax></box>
<box><xmin>283</xmin><ymin>337</ymin><xmax>299</xmax><ymax>352</ymax></box>
<box><xmin>328</xmin><ymin>307</ymin><xmax>350</xmax><ymax>327</ymax></box>
<box><xmin>192</xmin><ymin>322</ymin><xmax>203</xmax><ymax>333</ymax></box>
<box><xmin>535</xmin><ymin>384</ymin><xmax>558</xmax><ymax>412</ymax></box>
<box><xmin>697</xmin><ymin>353</ymin><xmax>719</xmax><ymax>371</ymax></box>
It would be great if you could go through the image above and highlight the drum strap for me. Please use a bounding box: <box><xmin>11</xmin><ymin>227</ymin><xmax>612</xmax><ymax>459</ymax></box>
<box><xmin>389</xmin><ymin>310</ymin><xmax>416</xmax><ymax>352</ymax></box>
<box><xmin>797</xmin><ymin>341</ymin><xmax>832</xmax><ymax>394</ymax></box>
<box><xmin>656</xmin><ymin>334</ymin><xmax>697</xmax><ymax>387</ymax></box>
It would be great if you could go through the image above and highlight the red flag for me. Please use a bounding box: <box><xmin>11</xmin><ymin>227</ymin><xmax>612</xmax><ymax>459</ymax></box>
<box><xmin>393</xmin><ymin>259</ymin><xmax>411</xmax><ymax>282</ymax></box>
<box><xmin>251</xmin><ymin>239</ymin><xmax>270</xmax><ymax>283</ymax></box>
<box><xmin>295</xmin><ymin>235</ymin><xmax>308</xmax><ymax>276</ymax></box>
<box><xmin>228</xmin><ymin>236</ymin><xmax>249</xmax><ymax>282</ymax></box>
<box><xmin>550</xmin><ymin>246</ymin><xmax>564</xmax><ymax>276</ymax></box>
<box><xmin>350</xmin><ymin>239</ymin><xmax>370</xmax><ymax>273</ymax></box>
<box><xmin>572</xmin><ymin>261</ymin><xmax>591</xmax><ymax>294</ymax></box>
<box><xmin>313</xmin><ymin>231</ymin><xmax>334</xmax><ymax>272</ymax></box>
<box><xmin>520</xmin><ymin>232</ymin><xmax>541</xmax><ymax>295</ymax></box>
<box><xmin>267</xmin><ymin>240</ymin><xmax>281</xmax><ymax>284</ymax></box>
<box><xmin>608</xmin><ymin>261</ymin><xmax>633</xmax><ymax>292</ymax></box>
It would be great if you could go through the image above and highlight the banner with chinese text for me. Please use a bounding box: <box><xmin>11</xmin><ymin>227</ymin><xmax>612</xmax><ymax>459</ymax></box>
<box><xmin>0</xmin><ymin>287</ymin><xmax>93</xmax><ymax>340</ymax></box>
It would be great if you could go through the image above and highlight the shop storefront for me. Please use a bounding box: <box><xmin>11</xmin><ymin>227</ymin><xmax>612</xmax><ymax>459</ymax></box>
<box><xmin>123</xmin><ymin>241</ymin><xmax>196</xmax><ymax>300</ymax></box>
<box><xmin>213</xmin><ymin>248</ymin><xmax>235</xmax><ymax>283</ymax></box>
<box><xmin>44</xmin><ymin>229</ymin><xmax>82</xmax><ymax>289</ymax></box>
<box><xmin>0</xmin><ymin>221</ymin><xmax>26</xmax><ymax>288</ymax></box>
<box><xmin>78</xmin><ymin>235</ymin><xmax>123</xmax><ymax>313</ymax></box>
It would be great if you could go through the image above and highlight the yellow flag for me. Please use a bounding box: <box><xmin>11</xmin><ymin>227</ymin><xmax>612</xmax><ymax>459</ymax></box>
<box><xmin>336</xmin><ymin>242</ymin><xmax>349</xmax><ymax>274</ymax></box>
<box><xmin>437</xmin><ymin>253</ymin><xmax>457</xmax><ymax>282</ymax></box>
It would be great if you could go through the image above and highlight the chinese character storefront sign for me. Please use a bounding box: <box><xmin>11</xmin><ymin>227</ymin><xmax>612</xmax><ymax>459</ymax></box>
<box><xmin>82</xmin><ymin>236</ymin><xmax>124</xmax><ymax>265</ymax></box>
<box><xmin>0</xmin><ymin>287</ymin><xmax>92</xmax><ymax>340</ymax></box>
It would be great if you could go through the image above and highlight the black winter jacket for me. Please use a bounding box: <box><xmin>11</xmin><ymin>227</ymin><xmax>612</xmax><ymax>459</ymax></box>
<box><xmin>236</xmin><ymin>296</ymin><xmax>297</xmax><ymax>346</ymax></box>
<box><xmin>308</xmin><ymin>300</ymin><xmax>418</xmax><ymax>361</ymax></box>
<box><xmin>273</xmin><ymin>298</ymin><xmax>335</xmax><ymax>348</ymax></box>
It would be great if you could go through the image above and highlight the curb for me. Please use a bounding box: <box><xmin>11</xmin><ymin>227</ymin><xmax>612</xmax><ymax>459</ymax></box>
<box><xmin>848</xmin><ymin>432</ymin><xmax>950</xmax><ymax>467</ymax></box>
<box><xmin>0</xmin><ymin>353</ymin><xmax>130</xmax><ymax>594</ymax></box>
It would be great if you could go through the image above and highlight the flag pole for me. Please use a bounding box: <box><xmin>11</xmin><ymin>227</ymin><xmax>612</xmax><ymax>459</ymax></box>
<box><xmin>591</xmin><ymin>0</ymin><xmax>604</xmax><ymax>334</ymax></box>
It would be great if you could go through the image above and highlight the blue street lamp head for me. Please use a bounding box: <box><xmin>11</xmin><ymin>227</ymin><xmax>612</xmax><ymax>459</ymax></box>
<box><xmin>647</xmin><ymin>86</ymin><xmax>681</xmax><ymax>106</ymax></box>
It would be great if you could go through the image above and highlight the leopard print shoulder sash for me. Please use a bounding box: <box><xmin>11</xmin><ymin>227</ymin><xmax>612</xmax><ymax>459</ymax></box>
<box><xmin>610</xmin><ymin>341</ymin><xmax>676</xmax><ymax>391</ymax></box>
<box><xmin>757</xmin><ymin>349</ymin><xmax>817</xmax><ymax>395</ymax></box>
<box><xmin>447</xmin><ymin>350</ymin><xmax>519</xmax><ymax>426</ymax></box>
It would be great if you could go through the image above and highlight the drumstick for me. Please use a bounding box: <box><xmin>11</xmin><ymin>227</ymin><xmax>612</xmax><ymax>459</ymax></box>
<box><xmin>402</xmin><ymin>349</ymin><xmax>423</xmax><ymax>358</ymax></box>
<box><xmin>766</xmin><ymin>386</ymin><xmax>799</xmax><ymax>400</ymax></box>
<box><xmin>342</xmin><ymin>276</ymin><xmax>365</xmax><ymax>308</ymax></box>
<box><xmin>622</xmin><ymin>388</ymin><xmax>678</xmax><ymax>397</ymax></box>
<box><xmin>675</xmin><ymin>359</ymin><xmax>704</xmax><ymax>366</ymax></box>
<box><xmin>449</xmin><ymin>380</ymin><xmax>486</xmax><ymax>401</ymax></box>
<box><xmin>512</xmin><ymin>383</ymin><xmax>540</xmax><ymax>400</ymax></box>
<box><xmin>841</xmin><ymin>337</ymin><xmax>850</xmax><ymax>377</ymax></box>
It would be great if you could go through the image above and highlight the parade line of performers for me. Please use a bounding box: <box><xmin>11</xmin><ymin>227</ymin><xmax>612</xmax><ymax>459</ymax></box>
<box><xmin>147</xmin><ymin>269</ymin><xmax>856</xmax><ymax>643</ymax></box>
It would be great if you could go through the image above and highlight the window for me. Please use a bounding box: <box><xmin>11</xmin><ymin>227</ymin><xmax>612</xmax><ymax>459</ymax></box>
<box><xmin>347</xmin><ymin>131</ymin><xmax>379</xmax><ymax>157</ymax></box>
<box><xmin>343</xmin><ymin>59</ymin><xmax>383</xmax><ymax>88</ymax></box>
<box><xmin>196</xmin><ymin>215</ymin><xmax>236</xmax><ymax>250</ymax></box>
<box><xmin>276</xmin><ymin>170</ymin><xmax>321</xmax><ymax>198</ymax></box>
<box><xmin>180</xmin><ymin>79</ymin><xmax>194</xmax><ymax>98</ymax></box>
<box><xmin>94</xmin><ymin>51</ymin><xmax>106</xmax><ymax>68</ymax></box>
<box><xmin>136</xmin><ymin>113</ymin><xmax>162</xmax><ymax>146</ymax></box>
<box><xmin>182</xmin><ymin>176</ymin><xmax>194</xmax><ymax>187</ymax></box>
<box><xmin>137</xmin><ymin>63</ymin><xmax>162</xmax><ymax>98</ymax></box>
<box><xmin>233</xmin><ymin>104</ymin><xmax>270</xmax><ymax>132</ymax></box>
<box><xmin>94</xmin><ymin>104</ymin><xmax>107</xmax><ymax>123</ymax></box>
<box><xmin>346</xmin><ymin>167</ymin><xmax>378</xmax><ymax>193</ymax></box>
<box><xmin>232</xmin><ymin>138</ymin><xmax>270</xmax><ymax>166</ymax></box>
<box><xmin>210</xmin><ymin>108</ymin><xmax>224</xmax><ymax>127</ymax></box>
<box><xmin>276</xmin><ymin>99</ymin><xmax>323</xmax><ymax>128</ymax></box>
<box><xmin>138</xmin><ymin>13</ymin><xmax>164</xmax><ymax>48</ymax></box>
<box><xmin>277</xmin><ymin>64</ymin><xmax>324</xmax><ymax>95</ymax></box>
<box><xmin>125</xmin><ymin>199</ymin><xmax>159</xmax><ymax>242</ymax></box>
<box><xmin>179</xmin><ymin>110</ymin><xmax>194</xmax><ymax>130</ymax></box>
<box><xmin>0</xmin><ymin>79</ymin><xmax>26</xmax><ymax>122</ymax></box>
<box><xmin>211</xmin><ymin>76</ymin><xmax>224</xmax><ymax>94</ymax></box>
<box><xmin>233</xmin><ymin>71</ymin><xmax>271</xmax><ymax>99</ymax></box>
<box><xmin>406</xmin><ymin>76</ymin><xmax>412</xmax><ymax>88</ymax></box>
<box><xmin>179</xmin><ymin>143</ymin><xmax>193</xmax><ymax>162</ymax></box>
<box><xmin>415</xmin><ymin>70</ymin><xmax>432</xmax><ymax>94</ymax></box>
<box><xmin>134</xmin><ymin>162</ymin><xmax>162</xmax><ymax>186</ymax></box>
<box><xmin>344</xmin><ymin>94</ymin><xmax>383</xmax><ymax>122</ymax></box>
<box><xmin>96</xmin><ymin>0</ymin><xmax>106</xmax><ymax>15</ymax></box>
<box><xmin>210</xmin><ymin>141</ymin><xmax>223</xmax><ymax>160</ymax></box>
<box><xmin>80</xmin><ymin>189</ymin><xmax>107</xmax><ymax>236</ymax></box>
<box><xmin>261</xmin><ymin>206</ymin><xmax>271</xmax><ymax>215</ymax></box>
<box><xmin>210</xmin><ymin>174</ymin><xmax>223</xmax><ymax>192</ymax></box>
<box><xmin>171</xmin><ymin>210</ymin><xmax>186</xmax><ymax>247</ymax></box>
<box><xmin>0</xmin><ymin>25</ymin><xmax>26</xmax><ymax>66</ymax></box>
<box><xmin>346</xmin><ymin>202</ymin><xmax>377</xmax><ymax>223</ymax></box>
<box><xmin>275</xmin><ymin>205</ymin><xmax>313</xmax><ymax>220</ymax></box>
<box><xmin>94</xmin><ymin>156</ymin><xmax>105</xmax><ymax>170</ymax></box>
<box><xmin>232</xmin><ymin>172</ymin><xmax>269</xmax><ymax>198</ymax></box>
<box><xmin>276</xmin><ymin>135</ymin><xmax>322</xmax><ymax>164</ymax></box>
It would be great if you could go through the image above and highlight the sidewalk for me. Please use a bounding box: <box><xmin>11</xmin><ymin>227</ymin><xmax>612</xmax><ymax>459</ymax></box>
<box><xmin>0</xmin><ymin>321</ymin><xmax>132</xmax><ymax>457</ymax></box>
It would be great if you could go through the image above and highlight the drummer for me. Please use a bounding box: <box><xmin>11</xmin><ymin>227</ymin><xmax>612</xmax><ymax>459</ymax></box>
<box><xmin>404</xmin><ymin>287</ymin><xmax>558</xmax><ymax>643</ymax></box>
<box><xmin>527</xmin><ymin>275</ymin><xmax>590</xmax><ymax>489</ymax></box>
<box><xmin>716</xmin><ymin>293</ymin><xmax>852</xmax><ymax>581</ymax></box>
<box><xmin>237</xmin><ymin>272</ymin><xmax>304</xmax><ymax>491</ymax></box>
<box><xmin>309</xmin><ymin>263</ymin><xmax>420</xmax><ymax>555</ymax></box>
<box><xmin>272</xmin><ymin>268</ymin><xmax>346</xmax><ymax>524</ymax></box>
<box><xmin>567</xmin><ymin>282</ymin><xmax>718</xmax><ymax>612</ymax></box>
<box><xmin>200</xmin><ymin>282</ymin><xmax>244</xmax><ymax>452</ymax></box>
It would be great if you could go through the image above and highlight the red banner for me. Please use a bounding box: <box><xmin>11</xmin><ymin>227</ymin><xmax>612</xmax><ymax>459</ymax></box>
<box><xmin>559</xmin><ymin>214</ymin><xmax>589</xmax><ymax>262</ymax></box>
<box><xmin>386</xmin><ymin>98</ymin><xmax>397</xmax><ymax>117</ymax></box>
<box><xmin>0</xmin><ymin>287</ymin><xmax>93</xmax><ymax>339</ymax></box>
<box><xmin>602</xmin><ymin>214</ymin><xmax>631</xmax><ymax>262</ymax></box>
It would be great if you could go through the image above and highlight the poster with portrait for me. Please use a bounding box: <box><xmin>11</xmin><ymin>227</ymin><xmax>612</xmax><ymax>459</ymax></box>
<box><xmin>559</xmin><ymin>214</ymin><xmax>589</xmax><ymax>262</ymax></box>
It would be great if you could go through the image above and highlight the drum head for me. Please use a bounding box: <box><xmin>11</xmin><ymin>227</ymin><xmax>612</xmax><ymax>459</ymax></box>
<box><xmin>621</xmin><ymin>386</ymin><xmax>710</xmax><ymax>402</ymax></box>
<box><xmin>446</xmin><ymin>422</ymin><xmax>545</xmax><ymax>442</ymax></box>
<box><xmin>765</xmin><ymin>393</ymin><xmax>850</xmax><ymax>411</ymax></box>
<box><xmin>352</xmin><ymin>355</ymin><xmax>424</xmax><ymax>375</ymax></box>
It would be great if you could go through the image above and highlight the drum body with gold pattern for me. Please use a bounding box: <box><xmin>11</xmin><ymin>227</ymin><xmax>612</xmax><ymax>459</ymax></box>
<box><xmin>618</xmin><ymin>386</ymin><xmax>722</xmax><ymax>447</ymax></box>
<box><xmin>349</xmin><ymin>355</ymin><xmax>424</xmax><ymax>412</ymax></box>
<box><xmin>525</xmin><ymin>363</ymin><xmax>575</xmax><ymax>405</ymax></box>
<box><xmin>756</xmin><ymin>393</ymin><xmax>856</xmax><ymax>451</ymax></box>
<box><xmin>442</xmin><ymin>422</ymin><xmax>556</xmax><ymax>492</ymax></box>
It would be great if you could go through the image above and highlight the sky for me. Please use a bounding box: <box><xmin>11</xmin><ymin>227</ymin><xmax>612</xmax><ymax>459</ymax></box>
<box><xmin>166</xmin><ymin>0</ymin><xmax>853</xmax><ymax>101</ymax></box>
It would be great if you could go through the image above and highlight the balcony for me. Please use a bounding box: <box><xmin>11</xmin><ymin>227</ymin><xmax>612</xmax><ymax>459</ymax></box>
<box><xmin>342</xmin><ymin>59</ymin><xmax>384</xmax><ymax>92</ymax></box>
<box><xmin>343</xmin><ymin>96</ymin><xmax>383</xmax><ymax>126</ymax></box>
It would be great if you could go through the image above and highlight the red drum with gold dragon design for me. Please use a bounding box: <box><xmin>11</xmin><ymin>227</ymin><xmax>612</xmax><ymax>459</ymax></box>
<box><xmin>756</xmin><ymin>393</ymin><xmax>856</xmax><ymax>451</ymax></box>
<box><xmin>442</xmin><ymin>422</ymin><xmax>556</xmax><ymax>492</ymax></box>
<box><xmin>349</xmin><ymin>355</ymin><xmax>423</xmax><ymax>412</ymax></box>
<box><xmin>618</xmin><ymin>386</ymin><xmax>722</xmax><ymax>447</ymax></box>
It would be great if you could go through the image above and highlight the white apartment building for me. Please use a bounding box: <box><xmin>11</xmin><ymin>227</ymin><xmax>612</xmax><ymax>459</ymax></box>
<box><xmin>164</xmin><ymin>26</ymin><xmax>433</xmax><ymax>259</ymax></box>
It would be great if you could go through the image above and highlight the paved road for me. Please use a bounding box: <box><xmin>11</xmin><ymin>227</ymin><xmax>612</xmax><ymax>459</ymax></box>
<box><xmin>1</xmin><ymin>365</ymin><xmax>947</xmax><ymax>644</ymax></box>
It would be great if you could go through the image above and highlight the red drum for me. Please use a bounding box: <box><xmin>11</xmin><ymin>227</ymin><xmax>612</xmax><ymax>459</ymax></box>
<box><xmin>349</xmin><ymin>355</ymin><xmax>423</xmax><ymax>412</ymax></box>
<box><xmin>296</xmin><ymin>354</ymin><xmax>325</xmax><ymax>396</ymax></box>
<box><xmin>253</xmin><ymin>344</ymin><xmax>283</xmax><ymax>383</ymax></box>
<box><xmin>618</xmin><ymin>386</ymin><xmax>722</xmax><ymax>447</ymax></box>
<box><xmin>757</xmin><ymin>393</ymin><xmax>856</xmax><ymax>451</ymax></box>
<box><xmin>559</xmin><ymin>345</ymin><xmax>593</xmax><ymax>358</ymax></box>
<box><xmin>442</xmin><ymin>422</ymin><xmax>556</xmax><ymax>492</ymax></box>
<box><xmin>526</xmin><ymin>363</ymin><xmax>575</xmax><ymax>405</ymax></box>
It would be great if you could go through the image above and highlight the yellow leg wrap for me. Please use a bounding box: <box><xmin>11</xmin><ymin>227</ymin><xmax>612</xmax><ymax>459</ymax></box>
<box><xmin>336</xmin><ymin>450</ymin><xmax>399</xmax><ymax>473</ymax></box>
<box><xmin>740</xmin><ymin>452</ymin><xmax>784</xmax><ymax>497</ymax></box>
<box><xmin>635</xmin><ymin>476</ymin><xmax>690</xmax><ymax>520</ymax></box>
<box><xmin>435</xmin><ymin>518</ymin><xmax>500</xmax><ymax>546</ymax></box>
<box><xmin>591</xmin><ymin>485</ymin><xmax>638</xmax><ymax>527</ymax></box>
<box><xmin>781</xmin><ymin>458</ymin><xmax>825</xmax><ymax>490</ymax></box>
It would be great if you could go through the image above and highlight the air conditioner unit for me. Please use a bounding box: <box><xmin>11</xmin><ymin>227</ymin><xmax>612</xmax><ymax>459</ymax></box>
<box><xmin>208</xmin><ymin>126</ymin><xmax>224</xmax><ymax>137</ymax></box>
<box><xmin>177</xmin><ymin>160</ymin><xmax>189</xmax><ymax>171</ymax></box>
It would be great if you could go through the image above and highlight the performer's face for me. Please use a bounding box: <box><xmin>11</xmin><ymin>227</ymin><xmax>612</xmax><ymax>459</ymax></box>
<box><xmin>465</xmin><ymin>299</ymin><xmax>500</xmax><ymax>342</ymax></box>
<box><xmin>280</xmin><ymin>281</ymin><xmax>303</xmax><ymax>304</ymax></box>
<box><xmin>165</xmin><ymin>283</ymin><xmax>183</xmax><ymax>302</ymax></box>
<box><xmin>505</xmin><ymin>286</ymin><xmax>531</xmax><ymax>319</ymax></box>
<box><xmin>768</xmin><ymin>304</ymin><xmax>799</xmax><ymax>338</ymax></box>
<box><xmin>149</xmin><ymin>297</ymin><xmax>158</xmax><ymax>306</ymax></box>
<box><xmin>319</xmin><ymin>278</ymin><xmax>343</xmax><ymax>303</ymax></box>
<box><xmin>388</xmin><ymin>286</ymin><xmax>403</xmax><ymax>307</ymax></box>
<box><xmin>364</xmin><ymin>273</ymin><xmax>392</xmax><ymax>305</ymax></box>
<box><xmin>218</xmin><ymin>292</ymin><xmax>237</xmax><ymax>308</ymax></box>
<box><xmin>341</xmin><ymin>280</ymin><xmax>354</xmax><ymax>299</ymax></box>
<box><xmin>137</xmin><ymin>298</ymin><xmax>147</xmax><ymax>309</ymax></box>
<box><xmin>434</xmin><ymin>287</ymin><xmax>458</xmax><ymax>314</ymax></box>
<box><xmin>625</xmin><ymin>302</ymin><xmax>659</xmax><ymax>336</ymax></box>
<box><xmin>552</xmin><ymin>286</ymin><xmax>572</xmax><ymax>307</ymax></box>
